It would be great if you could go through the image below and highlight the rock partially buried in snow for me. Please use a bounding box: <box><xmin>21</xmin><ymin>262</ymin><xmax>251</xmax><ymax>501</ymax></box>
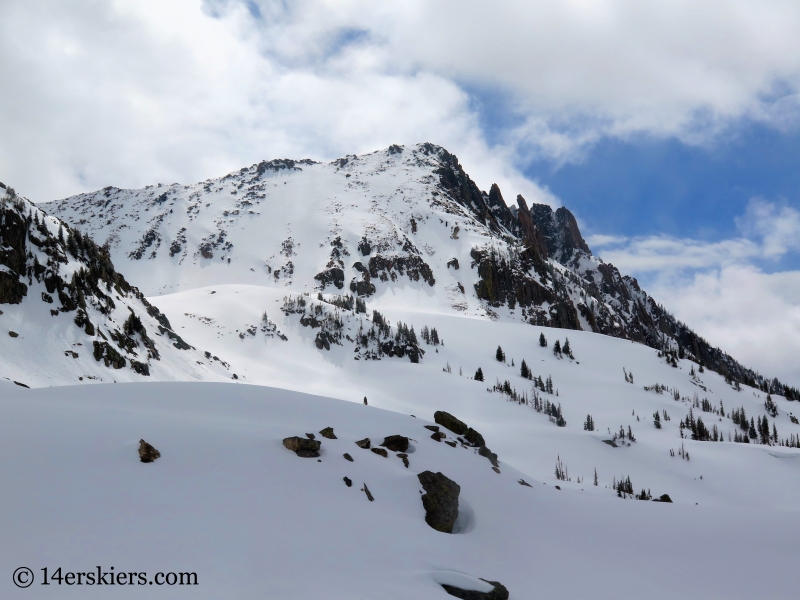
<box><xmin>354</xmin><ymin>438</ymin><xmax>371</xmax><ymax>449</ymax></box>
<box><xmin>138</xmin><ymin>439</ymin><xmax>161</xmax><ymax>463</ymax></box>
<box><xmin>371</xmin><ymin>448</ymin><xmax>388</xmax><ymax>458</ymax></box>
<box><xmin>319</xmin><ymin>427</ymin><xmax>337</xmax><ymax>439</ymax></box>
<box><xmin>431</xmin><ymin>432</ymin><xmax>446</xmax><ymax>442</ymax></box>
<box><xmin>441</xmin><ymin>579</ymin><xmax>510</xmax><ymax>599</ymax></box>
<box><xmin>654</xmin><ymin>494</ymin><xmax>673</xmax><ymax>503</ymax></box>
<box><xmin>418</xmin><ymin>471</ymin><xmax>460</xmax><ymax>533</ymax></box>
<box><xmin>283</xmin><ymin>436</ymin><xmax>321</xmax><ymax>457</ymax></box>
<box><xmin>380</xmin><ymin>435</ymin><xmax>409</xmax><ymax>452</ymax></box>
<box><xmin>478</xmin><ymin>445</ymin><xmax>499</xmax><ymax>468</ymax></box>
<box><xmin>343</xmin><ymin>476</ymin><xmax>352</xmax><ymax>487</ymax></box>
<box><xmin>343</xmin><ymin>453</ymin><xmax>354</xmax><ymax>462</ymax></box>
<box><xmin>434</xmin><ymin>411</ymin><xmax>468</xmax><ymax>436</ymax></box>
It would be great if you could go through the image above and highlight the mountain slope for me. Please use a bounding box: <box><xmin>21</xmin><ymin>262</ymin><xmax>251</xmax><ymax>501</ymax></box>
<box><xmin>44</xmin><ymin>143</ymin><xmax>797</xmax><ymax>397</ymax></box>
<box><xmin>0</xmin><ymin>183</ymin><xmax>233</xmax><ymax>387</ymax></box>
<box><xmin>2</xmin><ymin>381</ymin><xmax>797</xmax><ymax>599</ymax></box>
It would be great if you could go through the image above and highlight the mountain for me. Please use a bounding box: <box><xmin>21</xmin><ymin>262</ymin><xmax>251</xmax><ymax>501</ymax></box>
<box><xmin>0</xmin><ymin>183</ymin><xmax>234</xmax><ymax>387</ymax></box>
<box><xmin>45</xmin><ymin>143</ymin><xmax>797</xmax><ymax>398</ymax></box>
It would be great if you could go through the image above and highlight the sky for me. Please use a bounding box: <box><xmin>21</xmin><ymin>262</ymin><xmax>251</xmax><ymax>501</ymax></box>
<box><xmin>1</xmin><ymin>0</ymin><xmax>799</xmax><ymax>384</ymax></box>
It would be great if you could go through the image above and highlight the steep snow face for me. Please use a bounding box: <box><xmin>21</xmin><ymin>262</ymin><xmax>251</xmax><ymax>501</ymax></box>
<box><xmin>45</xmin><ymin>144</ymin><xmax>795</xmax><ymax>394</ymax></box>
<box><xmin>0</xmin><ymin>185</ymin><xmax>233</xmax><ymax>387</ymax></box>
<box><xmin>2</xmin><ymin>382</ymin><xmax>797</xmax><ymax>599</ymax></box>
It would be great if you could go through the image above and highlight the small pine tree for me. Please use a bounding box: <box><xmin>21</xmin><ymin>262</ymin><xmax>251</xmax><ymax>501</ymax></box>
<box><xmin>496</xmin><ymin>345</ymin><xmax>505</xmax><ymax>362</ymax></box>
<box><xmin>563</xmin><ymin>338</ymin><xmax>573</xmax><ymax>359</ymax></box>
<box><xmin>474</xmin><ymin>367</ymin><xmax>484</xmax><ymax>382</ymax></box>
<box><xmin>583</xmin><ymin>414</ymin><xmax>595</xmax><ymax>431</ymax></box>
<box><xmin>539</xmin><ymin>332</ymin><xmax>547</xmax><ymax>347</ymax></box>
<box><xmin>593</xmin><ymin>468</ymin><xmax>598</xmax><ymax>486</ymax></box>
<box><xmin>553</xmin><ymin>340</ymin><xmax>562</xmax><ymax>357</ymax></box>
<box><xmin>363</xmin><ymin>396</ymin><xmax>368</xmax><ymax>405</ymax></box>
<box><xmin>653</xmin><ymin>411</ymin><xmax>662</xmax><ymax>429</ymax></box>
<box><xmin>520</xmin><ymin>359</ymin><xmax>529</xmax><ymax>379</ymax></box>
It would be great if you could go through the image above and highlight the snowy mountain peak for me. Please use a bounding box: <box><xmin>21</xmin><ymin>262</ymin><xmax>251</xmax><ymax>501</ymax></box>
<box><xmin>43</xmin><ymin>144</ymin><xmax>797</xmax><ymax>396</ymax></box>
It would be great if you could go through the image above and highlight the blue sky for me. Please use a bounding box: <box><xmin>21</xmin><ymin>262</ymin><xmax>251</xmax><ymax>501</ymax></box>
<box><xmin>524</xmin><ymin>124</ymin><xmax>800</xmax><ymax>272</ymax></box>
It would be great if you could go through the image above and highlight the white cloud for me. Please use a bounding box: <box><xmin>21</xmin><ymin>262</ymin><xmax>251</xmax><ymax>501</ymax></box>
<box><xmin>3</xmin><ymin>0</ymin><xmax>800</xmax><ymax>200</ymax></box>
<box><xmin>589</xmin><ymin>199</ymin><xmax>800</xmax><ymax>384</ymax></box>
<box><xmin>650</xmin><ymin>266</ymin><xmax>800</xmax><ymax>385</ymax></box>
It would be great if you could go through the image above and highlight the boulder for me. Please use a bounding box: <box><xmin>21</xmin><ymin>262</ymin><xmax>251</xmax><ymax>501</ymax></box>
<box><xmin>363</xmin><ymin>483</ymin><xmax>374</xmax><ymax>501</ymax></box>
<box><xmin>305</xmin><ymin>433</ymin><xmax>316</xmax><ymax>439</ymax></box>
<box><xmin>424</xmin><ymin>425</ymin><xmax>439</xmax><ymax>432</ymax></box>
<box><xmin>417</xmin><ymin>471</ymin><xmax>460</xmax><ymax>533</ymax></box>
<box><xmin>343</xmin><ymin>453</ymin><xmax>354</xmax><ymax>462</ymax></box>
<box><xmin>381</xmin><ymin>435</ymin><xmax>409</xmax><ymax>452</ymax></box>
<box><xmin>283</xmin><ymin>436</ymin><xmax>321</xmax><ymax>457</ymax></box>
<box><xmin>397</xmin><ymin>453</ymin><xmax>410</xmax><ymax>468</ymax></box>
<box><xmin>434</xmin><ymin>411</ymin><xmax>468</xmax><ymax>435</ymax></box>
<box><xmin>431</xmin><ymin>432</ymin><xmax>446</xmax><ymax>442</ymax></box>
<box><xmin>464</xmin><ymin>428</ymin><xmax>485</xmax><ymax>447</ymax></box>
<box><xmin>354</xmin><ymin>438</ymin><xmax>371</xmax><ymax>449</ymax></box>
<box><xmin>478</xmin><ymin>445</ymin><xmax>499</xmax><ymax>468</ymax></box>
<box><xmin>371</xmin><ymin>448</ymin><xmax>388</xmax><ymax>458</ymax></box>
<box><xmin>441</xmin><ymin>579</ymin><xmax>509</xmax><ymax>600</ymax></box>
<box><xmin>343</xmin><ymin>476</ymin><xmax>352</xmax><ymax>487</ymax></box>
<box><xmin>138</xmin><ymin>439</ymin><xmax>161</xmax><ymax>463</ymax></box>
<box><xmin>319</xmin><ymin>427</ymin><xmax>337</xmax><ymax>439</ymax></box>
<box><xmin>654</xmin><ymin>494</ymin><xmax>673</xmax><ymax>503</ymax></box>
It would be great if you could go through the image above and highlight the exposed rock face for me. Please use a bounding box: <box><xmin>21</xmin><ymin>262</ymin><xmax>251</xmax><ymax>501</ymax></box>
<box><xmin>380</xmin><ymin>435</ymin><xmax>409</xmax><ymax>453</ymax></box>
<box><xmin>282</xmin><ymin>436</ymin><xmax>321</xmax><ymax>457</ymax></box>
<box><xmin>138</xmin><ymin>439</ymin><xmax>161</xmax><ymax>463</ymax></box>
<box><xmin>479</xmin><ymin>446</ymin><xmax>499</xmax><ymax>468</ymax></box>
<box><xmin>434</xmin><ymin>411</ymin><xmax>468</xmax><ymax>435</ymax></box>
<box><xmin>418</xmin><ymin>470</ymin><xmax>460</xmax><ymax>533</ymax></box>
<box><xmin>464</xmin><ymin>428</ymin><xmax>485</xmax><ymax>448</ymax></box>
<box><xmin>441</xmin><ymin>580</ymin><xmax>510</xmax><ymax>600</ymax></box>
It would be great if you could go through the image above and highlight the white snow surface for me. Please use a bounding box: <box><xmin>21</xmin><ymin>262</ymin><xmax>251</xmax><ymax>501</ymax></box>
<box><xmin>2</xmin><ymin>382</ymin><xmax>797</xmax><ymax>599</ymax></box>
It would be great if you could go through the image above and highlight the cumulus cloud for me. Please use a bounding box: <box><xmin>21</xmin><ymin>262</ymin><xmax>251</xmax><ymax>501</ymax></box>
<box><xmin>589</xmin><ymin>199</ymin><xmax>800</xmax><ymax>384</ymax></box>
<box><xmin>3</xmin><ymin>0</ymin><xmax>800</xmax><ymax>200</ymax></box>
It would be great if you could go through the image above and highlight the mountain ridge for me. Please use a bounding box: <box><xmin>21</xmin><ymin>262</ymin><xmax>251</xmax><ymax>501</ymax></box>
<box><xmin>41</xmin><ymin>143</ymin><xmax>797</xmax><ymax>396</ymax></box>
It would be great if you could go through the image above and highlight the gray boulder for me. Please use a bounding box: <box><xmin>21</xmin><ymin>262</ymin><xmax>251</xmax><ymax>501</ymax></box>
<box><xmin>138</xmin><ymin>439</ymin><xmax>161</xmax><ymax>463</ymax></box>
<box><xmin>418</xmin><ymin>471</ymin><xmax>460</xmax><ymax>533</ymax></box>
<box><xmin>283</xmin><ymin>436</ymin><xmax>321</xmax><ymax>458</ymax></box>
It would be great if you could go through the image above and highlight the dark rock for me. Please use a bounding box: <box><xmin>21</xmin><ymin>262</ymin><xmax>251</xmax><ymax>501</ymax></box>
<box><xmin>418</xmin><ymin>471</ymin><xmax>460</xmax><ymax>533</ymax></box>
<box><xmin>13</xmin><ymin>381</ymin><xmax>29</xmax><ymax>388</ymax></box>
<box><xmin>464</xmin><ymin>428</ymin><xmax>485</xmax><ymax>447</ymax></box>
<box><xmin>478</xmin><ymin>445</ymin><xmax>499</xmax><ymax>467</ymax></box>
<box><xmin>319</xmin><ymin>427</ymin><xmax>337</xmax><ymax>439</ymax></box>
<box><xmin>314</xmin><ymin>267</ymin><xmax>345</xmax><ymax>290</ymax></box>
<box><xmin>434</xmin><ymin>411</ymin><xmax>469</xmax><ymax>435</ymax></box>
<box><xmin>654</xmin><ymin>494</ymin><xmax>673</xmax><ymax>503</ymax></box>
<box><xmin>518</xmin><ymin>479</ymin><xmax>532</xmax><ymax>487</ymax></box>
<box><xmin>492</xmin><ymin>467</ymin><xmax>501</xmax><ymax>474</ymax></box>
<box><xmin>554</xmin><ymin>485</ymin><xmax>561</xmax><ymax>490</ymax></box>
<box><xmin>603</xmin><ymin>439</ymin><xmax>618</xmax><ymax>447</ymax></box>
<box><xmin>431</xmin><ymin>432</ymin><xmax>446</xmax><ymax>442</ymax></box>
<box><xmin>282</xmin><ymin>436</ymin><xmax>321</xmax><ymax>457</ymax></box>
<box><xmin>138</xmin><ymin>439</ymin><xmax>161</xmax><ymax>463</ymax></box>
<box><xmin>8</xmin><ymin>330</ymin><xmax>18</xmax><ymax>338</ymax></box>
<box><xmin>355</xmin><ymin>438</ymin><xmax>371</xmax><ymax>449</ymax></box>
<box><xmin>305</xmin><ymin>433</ymin><xmax>316</xmax><ymax>439</ymax></box>
<box><xmin>343</xmin><ymin>453</ymin><xmax>354</xmax><ymax>462</ymax></box>
<box><xmin>371</xmin><ymin>448</ymin><xmax>388</xmax><ymax>458</ymax></box>
<box><xmin>424</xmin><ymin>425</ymin><xmax>440</xmax><ymax>432</ymax></box>
<box><xmin>445</xmin><ymin>440</ymin><xmax>457</xmax><ymax>448</ymax></box>
<box><xmin>397</xmin><ymin>453</ymin><xmax>410</xmax><ymax>468</ymax></box>
<box><xmin>363</xmin><ymin>483</ymin><xmax>374</xmax><ymax>501</ymax></box>
<box><xmin>381</xmin><ymin>435</ymin><xmax>409</xmax><ymax>452</ymax></box>
<box><xmin>441</xmin><ymin>579</ymin><xmax>509</xmax><ymax>600</ymax></box>
<box><xmin>343</xmin><ymin>476</ymin><xmax>352</xmax><ymax>487</ymax></box>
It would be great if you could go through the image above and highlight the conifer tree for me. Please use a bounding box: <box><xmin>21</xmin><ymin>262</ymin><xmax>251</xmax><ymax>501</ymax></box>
<box><xmin>553</xmin><ymin>340</ymin><xmax>562</xmax><ymax>357</ymax></box>
<box><xmin>520</xmin><ymin>359</ymin><xmax>529</xmax><ymax>379</ymax></box>
<box><xmin>583</xmin><ymin>414</ymin><xmax>595</xmax><ymax>431</ymax></box>
<box><xmin>474</xmin><ymin>367</ymin><xmax>484</xmax><ymax>382</ymax></box>
<box><xmin>496</xmin><ymin>345</ymin><xmax>505</xmax><ymax>362</ymax></box>
<box><xmin>593</xmin><ymin>468</ymin><xmax>598</xmax><ymax>486</ymax></box>
<box><xmin>539</xmin><ymin>332</ymin><xmax>547</xmax><ymax>347</ymax></box>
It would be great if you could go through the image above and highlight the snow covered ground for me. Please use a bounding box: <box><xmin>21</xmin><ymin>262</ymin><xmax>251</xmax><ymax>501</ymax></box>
<box><xmin>2</xmin><ymin>381</ymin><xmax>797</xmax><ymax>599</ymax></box>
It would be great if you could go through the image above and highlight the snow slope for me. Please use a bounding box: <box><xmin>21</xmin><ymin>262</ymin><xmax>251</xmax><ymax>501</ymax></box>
<box><xmin>152</xmin><ymin>284</ymin><xmax>800</xmax><ymax>512</ymax></box>
<box><xmin>2</xmin><ymin>382</ymin><xmax>797</xmax><ymax>599</ymax></box>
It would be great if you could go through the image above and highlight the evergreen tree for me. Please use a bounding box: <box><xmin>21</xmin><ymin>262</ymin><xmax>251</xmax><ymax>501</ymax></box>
<box><xmin>363</xmin><ymin>396</ymin><xmax>368</xmax><ymax>405</ymax></box>
<box><xmin>496</xmin><ymin>345</ymin><xmax>505</xmax><ymax>362</ymax></box>
<box><xmin>593</xmin><ymin>468</ymin><xmax>598</xmax><ymax>486</ymax></box>
<box><xmin>583</xmin><ymin>414</ymin><xmax>595</xmax><ymax>431</ymax></box>
<box><xmin>539</xmin><ymin>332</ymin><xmax>547</xmax><ymax>347</ymax></box>
<box><xmin>520</xmin><ymin>359</ymin><xmax>529</xmax><ymax>379</ymax></box>
<box><xmin>653</xmin><ymin>411</ymin><xmax>662</xmax><ymax>429</ymax></box>
<box><xmin>553</xmin><ymin>340</ymin><xmax>562</xmax><ymax>357</ymax></box>
<box><xmin>563</xmin><ymin>338</ymin><xmax>573</xmax><ymax>359</ymax></box>
<box><xmin>474</xmin><ymin>367</ymin><xmax>484</xmax><ymax>382</ymax></box>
